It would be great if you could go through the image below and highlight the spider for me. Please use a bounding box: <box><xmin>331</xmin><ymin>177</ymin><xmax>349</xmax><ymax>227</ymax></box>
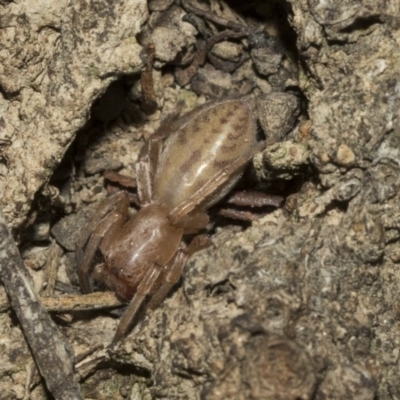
<box><xmin>76</xmin><ymin>97</ymin><xmax>279</xmax><ymax>343</ymax></box>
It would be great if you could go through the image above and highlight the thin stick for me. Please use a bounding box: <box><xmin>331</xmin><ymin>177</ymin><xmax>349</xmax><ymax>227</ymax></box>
<box><xmin>0</xmin><ymin>291</ymin><xmax>124</xmax><ymax>313</ymax></box>
<box><xmin>0</xmin><ymin>210</ymin><xmax>82</xmax><ymax>400</ymax></box>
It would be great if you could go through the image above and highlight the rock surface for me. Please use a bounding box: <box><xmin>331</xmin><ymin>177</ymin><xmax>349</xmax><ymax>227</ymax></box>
<box><xmin>1</xmin><ymin>0</ymin><xmax>400</xmax><ymax>399</ymax></box>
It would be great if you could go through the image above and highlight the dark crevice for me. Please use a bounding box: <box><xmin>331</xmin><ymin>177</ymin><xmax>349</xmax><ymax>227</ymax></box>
<box><xmin>339</xmin><ymin>15</ymin><xmax>382</xmax><ymax>34</ymax></box>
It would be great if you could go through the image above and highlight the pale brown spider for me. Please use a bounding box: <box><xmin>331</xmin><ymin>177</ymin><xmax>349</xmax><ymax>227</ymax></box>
<box><xmin>76</xmin><ymin>97</ymin><xmax>277</xmax><ymax>343</ymax></box>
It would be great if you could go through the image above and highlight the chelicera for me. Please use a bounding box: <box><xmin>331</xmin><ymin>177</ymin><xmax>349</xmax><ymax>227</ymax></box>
<box><xmin>76</xmin><ymin>97</ymin><xmax>278</xmax><ymax>343</ymax></box>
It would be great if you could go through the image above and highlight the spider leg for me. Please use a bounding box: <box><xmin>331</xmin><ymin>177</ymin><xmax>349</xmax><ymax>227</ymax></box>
<box><xmin>213</xmin><ymin>190</ymin><xmax>283</xmax><ymax>221</ymax></box>
<box><xmin>135</xmin><ymin>143</ymin><xmax>153</xmax><ymax>205</ymax></box>
<box><xmin>111</xmin><ymin>261</ymin><xmax>164</xmax><ymax>344</ymax></box>
<box><xmin>224</xmin><ymin>190</ymin><xmax>283</xmax><ymax>208</ymax></box>
<box><xmin>103</xmin><ymin>170</ymin><xmax>137</xmax><ymax>189</ymax></box>
<box><xmin>76</xmin><ymin>191</ymin><xmax>129</xmax><ymax>293</ymax></box>
<box><xmin>111</xmin><ymin>235</ymin><xmax>211</xmax><ymax>344</ymax></box>
<box><xmin>217</xmin><ymin>207</ymin><xmax>266</xmax><ymax>221</ymax></box>
<box><xmin>77</xmin><ymin>192</ymin><xmax>129</xmax><ymax>263</ymax></box>
<box><xmin>146</xmin><ymin>235</ymin><xmax>212</xmax><ymax>312</ymax></box>
<box><xmin>168</xmin><ymin>141</ymin><xmax>266</xmax><ymax>224</ymax></box>
<box><xmin>136</xmin><ymin>134</ymin><xmax>164</xmax><ymax>205</ymax></box>
<box><xmin>172</xmin><ymin>212</ymin><xmax>209</xmax><ymax>234</ymax></box>
<box><xmin>136</xmin><ymin>113</ymin><xmax>180</xmax><ymax>205</ymax></box>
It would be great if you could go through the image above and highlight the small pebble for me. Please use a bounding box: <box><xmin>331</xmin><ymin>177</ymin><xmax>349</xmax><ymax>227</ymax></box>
<box><xmin>336</xmin><ymin>144</ymin><xmax>355</xmax><ymax>166</ymax></box>
<box><xmin>211</xmin><ymin>41</ymin><xmax>242</xmax><ymax>62</ymax></box>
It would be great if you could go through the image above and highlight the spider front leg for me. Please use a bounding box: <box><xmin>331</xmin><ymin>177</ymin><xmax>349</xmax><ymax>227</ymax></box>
<box><xmin>144</xmin><ymin>212</ymin><xmax>212</xmax><ymax>311</ymax></box>
<box><xmin>111</xmin><ymin>235</ymin><xmax>211</xmax><ymax>344</ymax></box>
<box><xmin>136</xmin><ymin>113</ymin><xmax>180</xmax><ymax>205</ymax></box>
<box><xmin>76</xmin><ymin>191</ymin><xmax>129</xmax><ymax>293</ymax></box>
<box><xmin>111</xmin><ymin>260</ymin><xmax>164</xmax><ymax>344</ymax></box>
<box><xmin>147</xmin><ymin>235</ymin><xmax>212</xmax><ymax>311</ymax></box>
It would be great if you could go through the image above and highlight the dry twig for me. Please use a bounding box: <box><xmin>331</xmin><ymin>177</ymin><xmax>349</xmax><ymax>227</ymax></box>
<box><xmin>0</xmin><ymin>210</ymin><xmax>82</xmax><ymax>400</ymax></box>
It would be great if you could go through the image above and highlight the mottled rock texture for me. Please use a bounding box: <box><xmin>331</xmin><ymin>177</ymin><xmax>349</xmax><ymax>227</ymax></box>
<box><xmin>1</xmin><ymin>0</ymin><xmax>400</xmax><ymax>399</ymax></box>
